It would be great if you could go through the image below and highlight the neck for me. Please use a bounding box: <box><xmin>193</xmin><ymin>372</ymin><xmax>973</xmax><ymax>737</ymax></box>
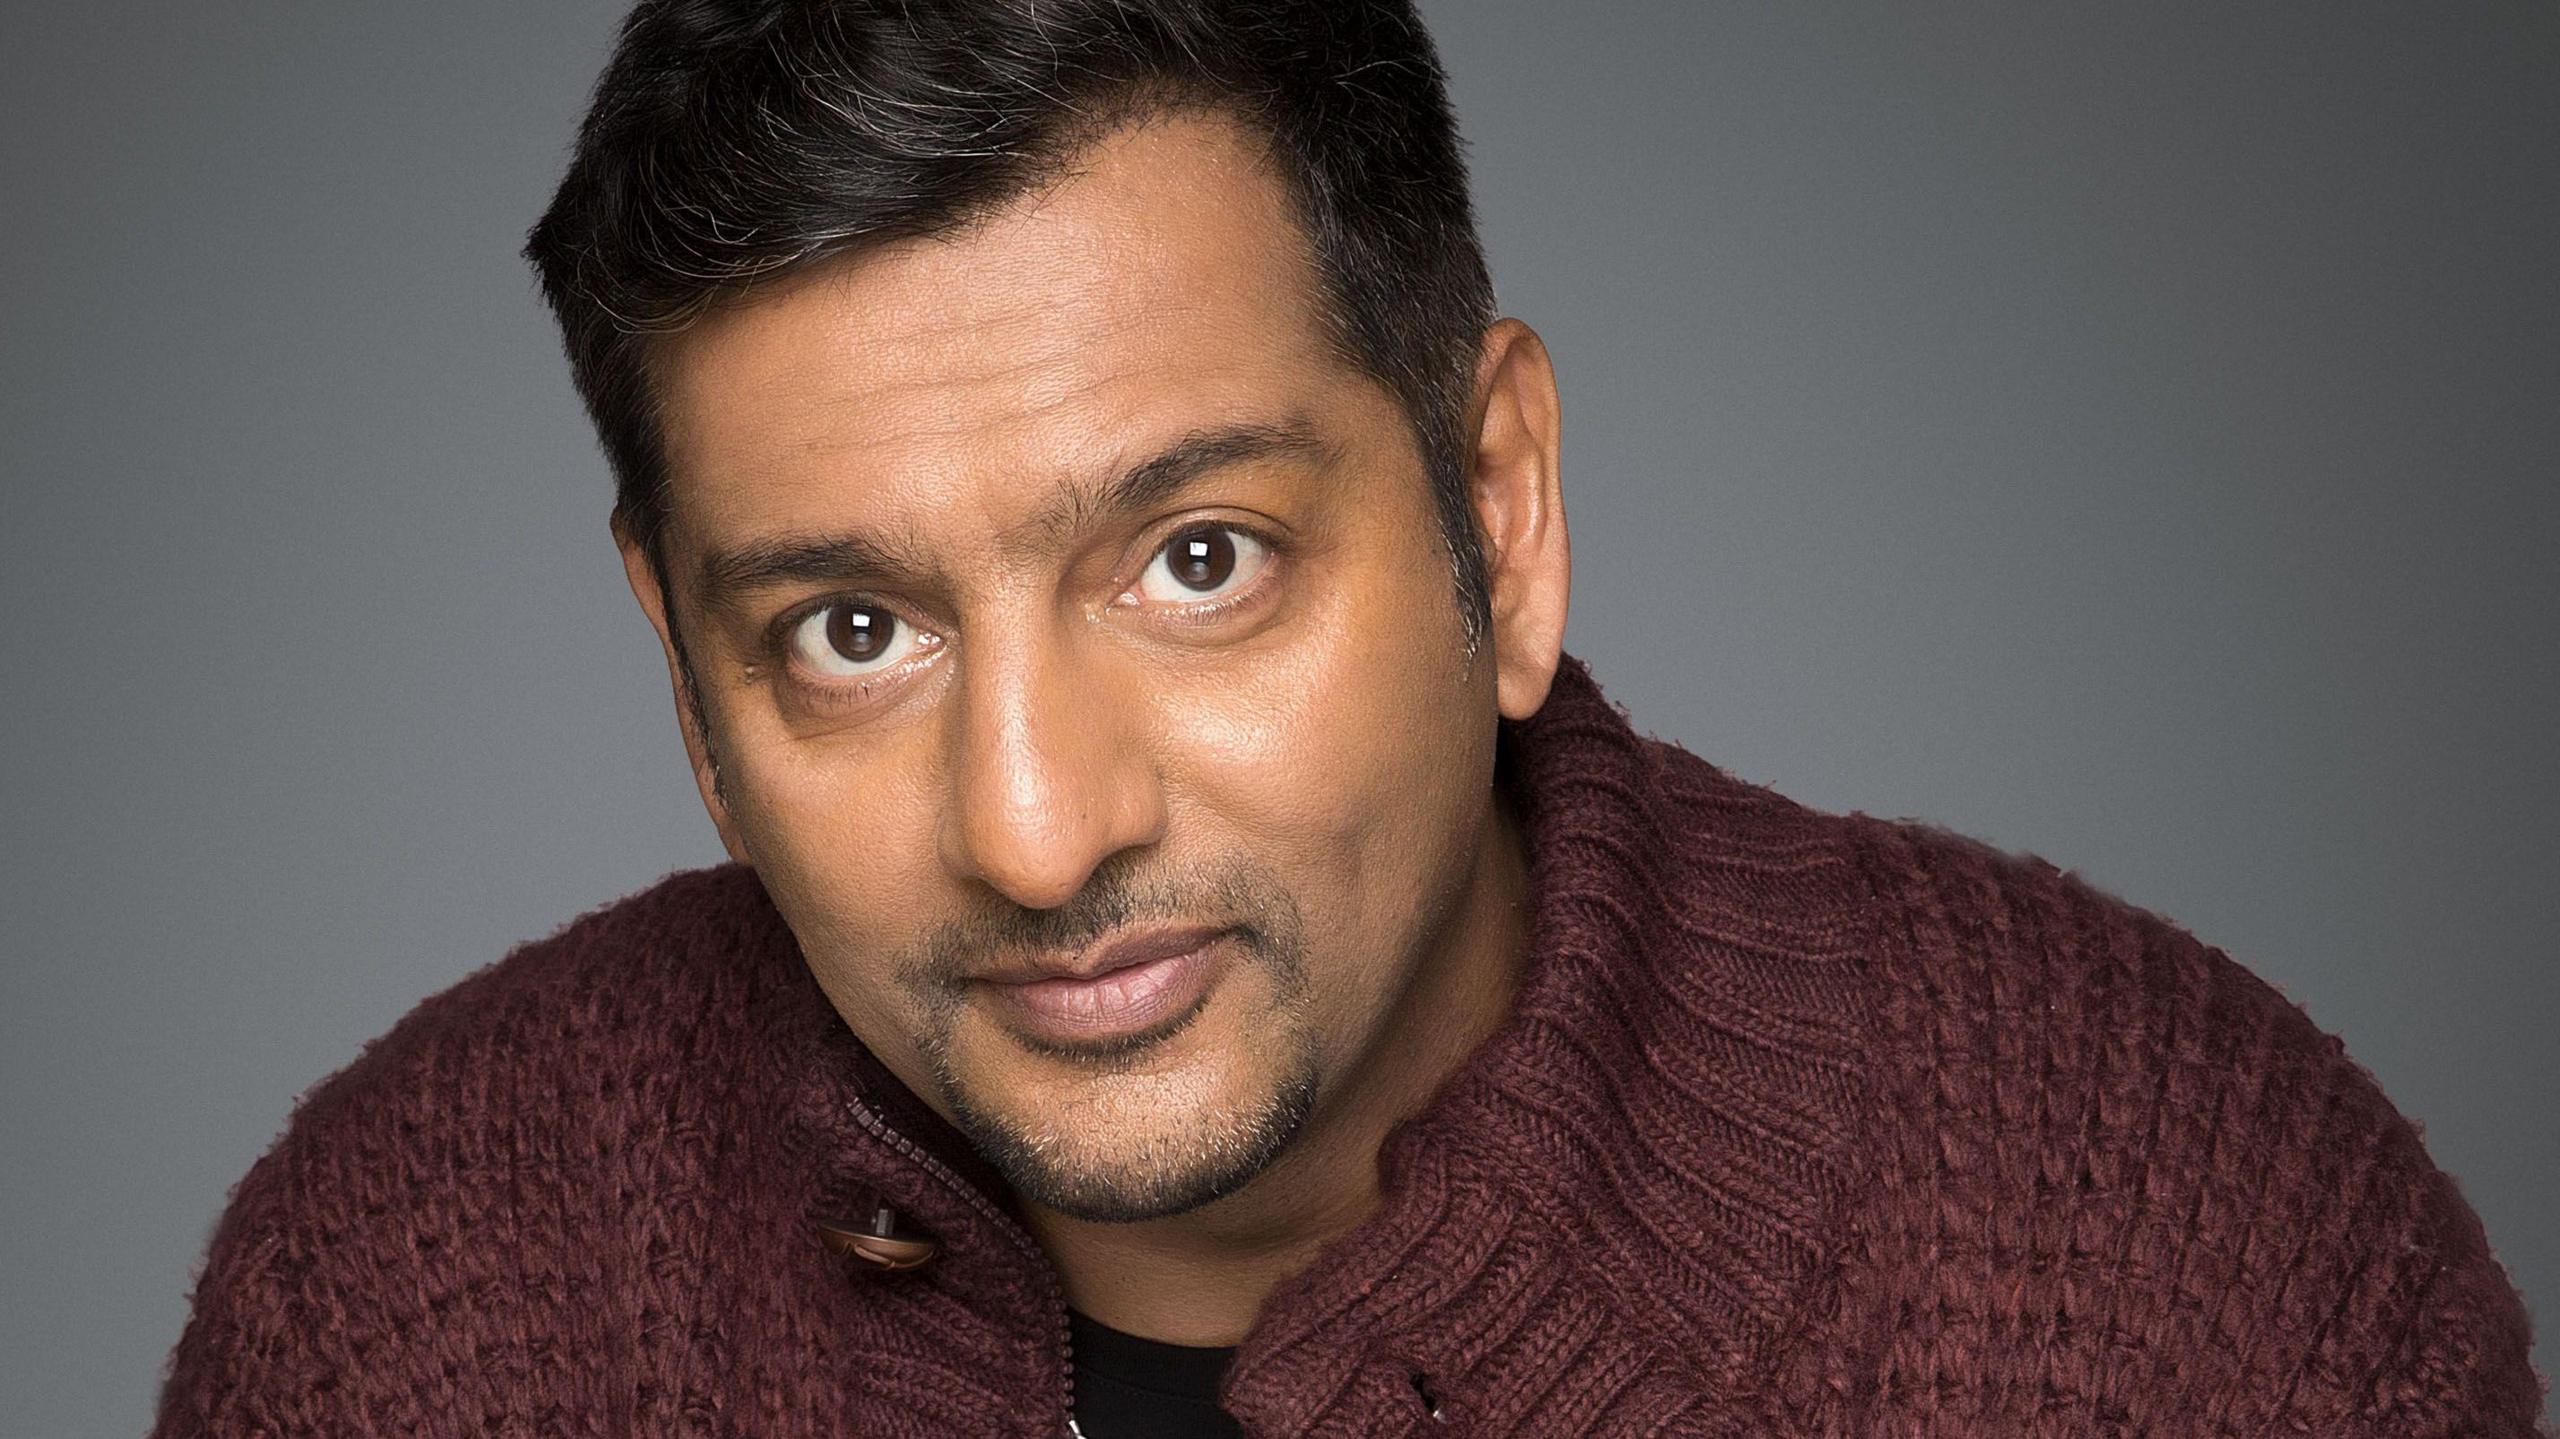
<box><xmin>1021</xmin><ymin>791</ymin><xmax>1531</xmax><ymax>1347</ymax></box>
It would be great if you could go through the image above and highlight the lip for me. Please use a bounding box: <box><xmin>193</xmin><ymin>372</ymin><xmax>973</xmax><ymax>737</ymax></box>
<box><xmin>972</xmin><ymin>922</ymin><xmax>1231</xmax><ymax>987</ymax></box>
<box><xmin>972</xmin><ymin>927</ymin><xmax>1232</xmax><ymax>1048</ymax></box>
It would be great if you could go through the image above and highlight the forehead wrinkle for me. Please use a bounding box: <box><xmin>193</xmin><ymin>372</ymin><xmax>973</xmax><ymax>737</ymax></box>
<box><xmin>689</xmin><ymin>513</ymin><xmax>947</xmax><ymax>627</ymax></box>
<box><xmin>657</xmin><ymin>115</ymin><xmax>1362</xmax><ymax>623</ymax></box>
<box><xmin>686</xmin><ymin>411</ymin><xmax>1336</xmax><ymax>630</ymax></box>
<box><xmin>989</xmin><ymin>415</ymin><xmax>1331</xmax><ymax>564</ymax></box>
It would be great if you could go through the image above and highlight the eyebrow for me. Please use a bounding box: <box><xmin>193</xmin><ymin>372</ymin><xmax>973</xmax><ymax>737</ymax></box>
<box><xmin>691</xmin><ymin>416</ymin><xmax>1328</xmax><ymax>620</ymax></box>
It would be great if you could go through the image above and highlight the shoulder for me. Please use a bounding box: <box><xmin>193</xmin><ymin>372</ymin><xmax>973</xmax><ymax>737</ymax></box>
<box><xmin>284</xmin><ymin>862</ymin><xmax>794</xmax><ymax>1141</ymax></box>
<box><xmin>1843</xmin><ymin>811</ymin><xmax>2403</xmax><ymax>1174</ymax></box>
<box><xmin>1847</xmin><ymin>812</ymin><xmax>2332</xmax><ymax>1076</ymax></box>
<box><xmin>157</xmin><ymin>864</ymin><xmax>817</xmax><ymax>1428</ymax></box>
<box><xmin>1835</xmin><ymin>816</ymin><xmax>2547</xmax><ymax>1432</ymax></box>
<box><xmin>198</xmin><ymin>860</ymin><xmax>798</xmax><ymax>1225</ymax></box>
<box><xmin>276</xmin><ymin>861</ymin><xmax>825</xmax><ymax>1201</ymax></box>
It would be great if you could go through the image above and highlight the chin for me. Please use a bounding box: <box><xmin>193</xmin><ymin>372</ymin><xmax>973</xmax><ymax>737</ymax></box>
<box><xmin>946</xmin><ymin>1048</ymin><xmax>1322</xmax><ymax>1223</ymax></box>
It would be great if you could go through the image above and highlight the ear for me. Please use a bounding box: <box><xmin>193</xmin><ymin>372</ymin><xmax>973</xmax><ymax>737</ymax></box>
<box><xmin>1464</xmin><ymin>318</ymin><xmax>1570</xmax><ymax>720</ymax></box>
<box><xmin>614</xmin><ymin>515</ymin><xmax>755</xmax><ymax>866</ymax></box>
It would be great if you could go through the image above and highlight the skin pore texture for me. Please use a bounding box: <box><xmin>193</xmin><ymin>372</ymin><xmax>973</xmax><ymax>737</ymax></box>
<box><xmin>618</xmin><ymin>110</ymin><xmax>1569</xmax><ymax>1346</ymax></box>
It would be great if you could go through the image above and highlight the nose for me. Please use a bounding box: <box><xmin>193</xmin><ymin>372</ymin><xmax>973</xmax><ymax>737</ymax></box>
<box><xmin>935</xmin><ymin>632</ymin><xmax>1166</xmax><ymax>910</ymax></box>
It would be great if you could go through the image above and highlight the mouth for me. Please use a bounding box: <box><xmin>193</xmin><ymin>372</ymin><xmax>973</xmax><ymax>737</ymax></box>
<box><xmin>970</xmin><ymin>927</ymin><xmax>1234</xmax><ymax>1052</ymax></box>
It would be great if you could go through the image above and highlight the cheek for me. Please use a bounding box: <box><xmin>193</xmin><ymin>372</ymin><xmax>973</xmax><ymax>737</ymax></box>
<box><xmin>716</xmin><ymin>724</ymin><xmax>948</xmax><ymax>1010</ymax></box>
<box><xmin>1158</xmin><ymin>523</ymin><xmax>1489</xmax><ymax>987</ymax></box>
<box><xmin>718</xmin><ymin>674</ymin><xmax>943</xmax><ymax>866</ymax></box>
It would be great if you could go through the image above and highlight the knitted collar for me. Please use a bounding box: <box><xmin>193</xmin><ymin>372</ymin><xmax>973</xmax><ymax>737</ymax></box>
<box><xmin>764</xmin><ymin>652</ymin><xmax>1880</xmax><ymax>1432</ymax></box>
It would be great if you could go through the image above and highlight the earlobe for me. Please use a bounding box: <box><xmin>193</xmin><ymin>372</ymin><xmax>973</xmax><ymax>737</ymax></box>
<box><xmin>1465</xmin><ymin>319</ymin><xmax>1571</xmax><ymax>721</ymax></box>
<box><xmin>613</xmin><ymin>516</ymin><xmax>755</xmax><ymax>866</ymax></box>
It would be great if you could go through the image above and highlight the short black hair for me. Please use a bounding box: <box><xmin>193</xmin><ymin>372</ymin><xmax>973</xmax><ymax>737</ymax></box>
<box><xmin>524</xmin><ymin>0</ymin><xmax>1498</xmax><ymax>652</ymax></box>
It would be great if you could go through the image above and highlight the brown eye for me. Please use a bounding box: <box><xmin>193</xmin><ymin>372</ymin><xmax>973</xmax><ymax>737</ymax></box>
<box><xmin>1135</xmin><ymin>524</ymin><xmax>1269</xmax><ymax>604</ymax></box>
<box><xmin>787</xmin><ymin>601</ymin><xmax>920</xmax><ymax>677</ymax></box>
<box><xmin>1168</xmin><ymin>527</ymin><xmax>1234</xmax><ymax>590</ymax></box>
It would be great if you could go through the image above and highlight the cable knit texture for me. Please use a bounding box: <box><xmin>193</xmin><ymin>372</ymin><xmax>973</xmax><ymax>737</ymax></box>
<box><xmin>154</xmin><ymin>653</ymin><xmax>2548</xmax><ymax>1437</ymax></box>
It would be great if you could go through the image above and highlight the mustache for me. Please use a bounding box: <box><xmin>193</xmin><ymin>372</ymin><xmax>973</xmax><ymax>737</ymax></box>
<box><xmin>897</xmin><ymin>852</ymin><xmax>1300</xmax><ymax>997</ymax></box>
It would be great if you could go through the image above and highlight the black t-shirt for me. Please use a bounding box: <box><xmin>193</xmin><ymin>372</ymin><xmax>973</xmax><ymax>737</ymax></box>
<box><xmin>1067</xmin><ymin>1308</ymin><xmax>1246</xmax><ymax>1439</ymax></box>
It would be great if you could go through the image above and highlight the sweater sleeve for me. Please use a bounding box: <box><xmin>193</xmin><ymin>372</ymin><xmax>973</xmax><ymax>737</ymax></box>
<box><xmin>151</xmin><ymin>1022</ymin><xmax>540</xmax><ymax>1437</ymax></box>
<box><xmin>1854</xmin><ymin>818</ymin><xmax>2549</xmax><ymax>1438</ymax></box>
<box><xmin>2118</xmin><ymin>925</ymin><xmax>2553</xmax><ymax>1437</ymax></box>
<box><xmin>2096</xmin><ymin>908</ymin><xmax>2552</xmax><ymax>1437</ymax></box>
<box><xmin>2259</xmin><ymin>1116</ymin><xmax>2551</xmax><ymax>1438</ymax></box>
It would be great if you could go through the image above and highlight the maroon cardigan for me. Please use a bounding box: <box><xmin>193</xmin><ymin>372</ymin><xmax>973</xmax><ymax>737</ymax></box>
<box><xmin>155</xmin><ymin>654</ymin><xmax>2548</xmax><ymax>1436</ymax></box>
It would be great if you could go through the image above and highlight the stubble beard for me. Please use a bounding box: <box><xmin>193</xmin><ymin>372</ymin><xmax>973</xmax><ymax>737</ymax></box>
<box><xmin>939</xmin><ymin>1023</ymin><xmax>1322</xmax><ymax>1223</ymax></box>
<box><xmin>913</xmin><ymin>892</ymin><xmax>1322</xmax><ymax>1224</ymax></box>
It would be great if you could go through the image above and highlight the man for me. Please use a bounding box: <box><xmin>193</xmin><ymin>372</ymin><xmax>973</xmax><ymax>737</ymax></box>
<box><xmin>155</xmin><ymin>2</ymin><xmax>2547</xmax><ymax>1435</ymax></box>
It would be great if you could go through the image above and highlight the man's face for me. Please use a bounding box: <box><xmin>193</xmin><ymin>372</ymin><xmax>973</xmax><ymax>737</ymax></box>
<box><xmin>631</xmin><ymin>112</ymin><xmax>1527</xmax><ymax>1222</ymax></box>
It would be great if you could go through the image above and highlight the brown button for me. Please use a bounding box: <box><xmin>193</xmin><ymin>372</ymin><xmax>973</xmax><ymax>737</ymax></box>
<box><xmin>817</xmin><ymin>1204</ymin><xmax>940</xmax><ymax>1271</ymax></box>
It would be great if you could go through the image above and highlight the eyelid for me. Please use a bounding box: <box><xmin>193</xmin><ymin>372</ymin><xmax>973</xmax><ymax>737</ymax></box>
<box><xmin>763</xmin><ymin>600</ymin><xmax>946</xmax><ymax>720</ymax></box>
<box><xmin>759</xmin><ymin>516</ymin><xmax>1283</xmax><ymax>701</ymax></box>
<box><xmin>762</xmin><ymin>591</ymin><xmax>945</xmax><ymax>682</ymax></box>
<box><xmin>1124</xmin><ymin>517</ymin><xmax>1285</xmax><ymax>608</ymax></box>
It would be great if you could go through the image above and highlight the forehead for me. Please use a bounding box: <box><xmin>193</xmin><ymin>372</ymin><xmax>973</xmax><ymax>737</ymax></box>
<box><xmin>649</xmin><ymin>110</ymin><xmax>1358</xmax><ymax>560</ymax></box>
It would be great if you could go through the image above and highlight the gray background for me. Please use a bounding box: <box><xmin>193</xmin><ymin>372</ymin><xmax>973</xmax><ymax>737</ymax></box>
<box><xmin>4</xmin><ymin>2</ymin><xmax>2552</xmax><ymax>1430</ymax></box>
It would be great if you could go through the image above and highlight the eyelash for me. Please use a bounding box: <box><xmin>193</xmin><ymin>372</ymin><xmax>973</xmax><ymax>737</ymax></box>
<box><xmin>1126</xmin><ymin>523</ymin><xmax>1283</xmax><ymax>625</ymax></box>
<box><xmin>764</xmin><ymin>520</ymin><xmax>1286</xmax><ymax>703</ymax></box>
